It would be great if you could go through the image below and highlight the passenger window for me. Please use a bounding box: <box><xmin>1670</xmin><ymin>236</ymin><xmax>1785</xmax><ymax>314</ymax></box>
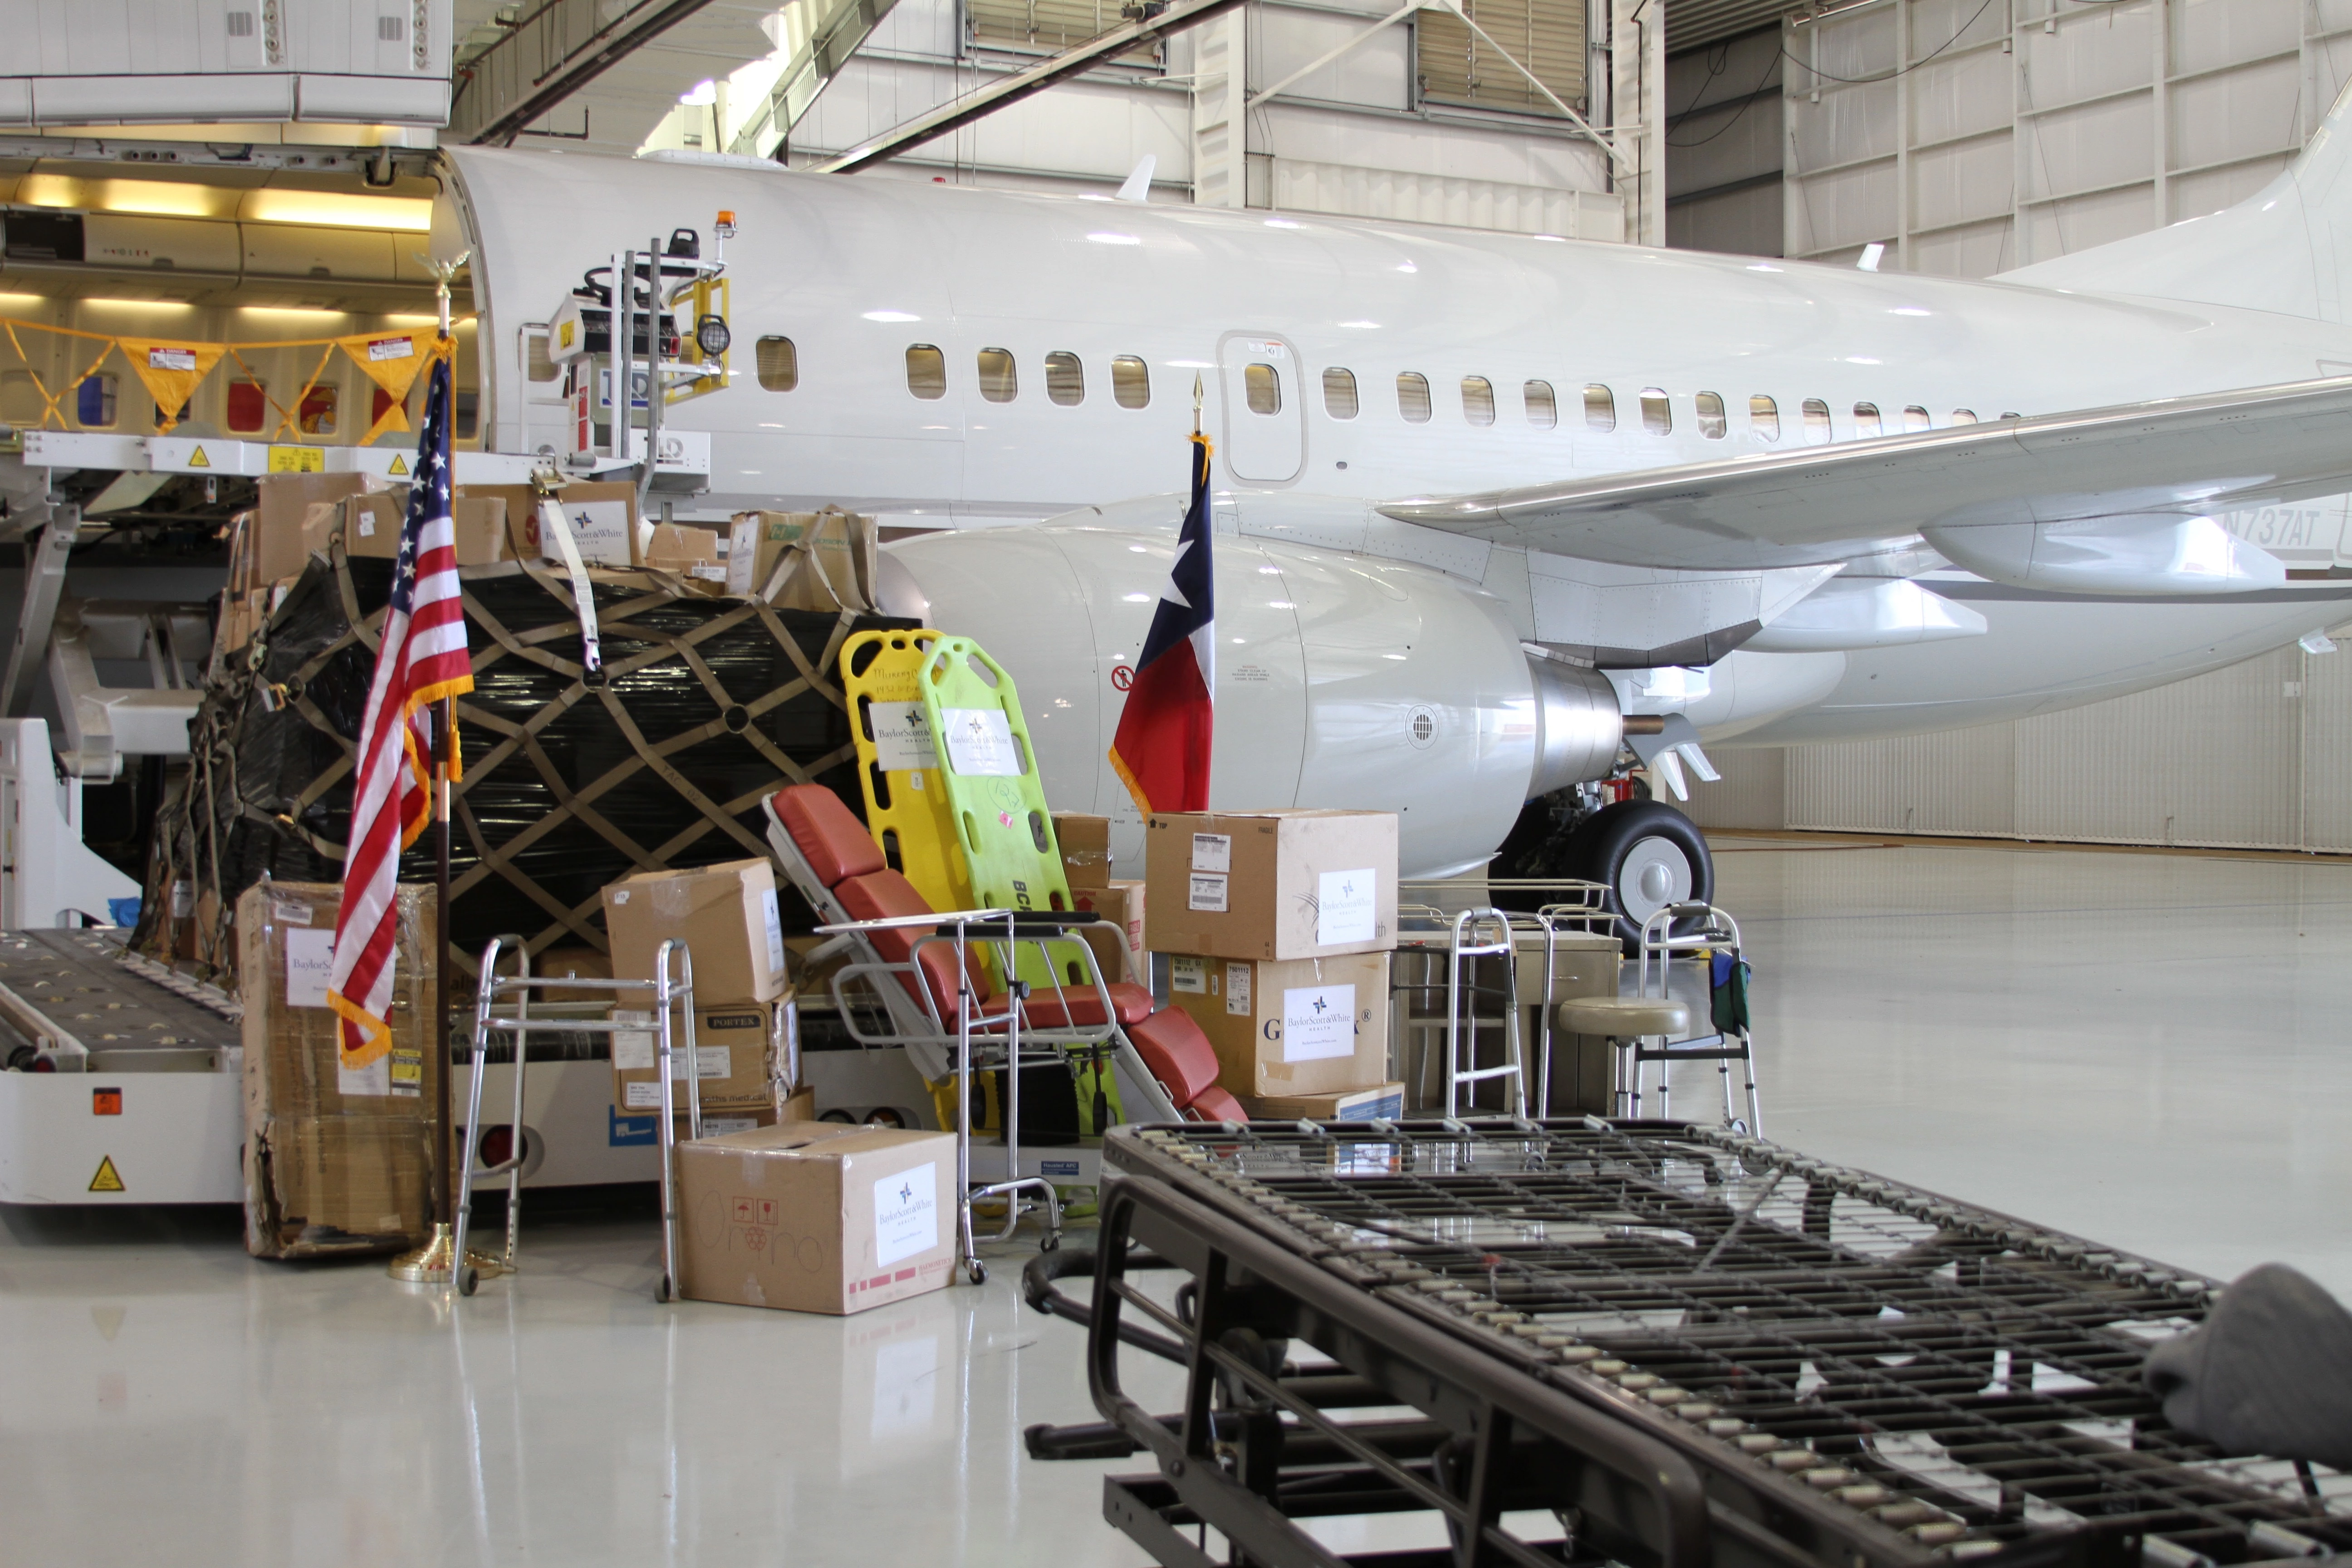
<box><xmin>1397</xmin><ymin>372</ymin><xmax>1431</xmax><ymax>423</ymax></box>
<box><xmin>906</xmin><ymin>344</ymin><xmax>946</xmax><ymax>400</ymax></box>
<box><xmin>1950</xmin><ymin>408</ymin><xmax>1978</xmax><ymax>424</ymax></box>
<box><xmin>1802</xmin><ymin>398</ymin><xmax>1831</xmax><ymax>444</ymax></box>
<box><xmin>1639</xmin><ymin>388</ymin><xmax>1671</xmax><ymax>436</ymax></box>
<box><xmin>1903</xmin><ymin>405</ymin><xmax>1931</xmax><ymax>432</ymax></box>
<box><xmin>756</xmin><ymin>336</ymin><xmax>798</xmax><ymax>392</ymax></box>
<box><xmin>1112</xmin><ymin>355</ymin><xmax>1150</xmax><ymax>408</ymax></box>
<box><xmin>1045</xmin><ymin>351</ymin><xmax>1083</xmax><ymax>406</ymax></box>
<box><xmin>1695</xmin><ymin>391</ymin><xmax>1726</xmax><ymax>439</ymax></box>
<box><xmin>1583</xmin><ymin>384</ymin><xmax>1615</xmax><ymax>432</ymax></box>
<box><xmin>1853</xmin><ymin>402</ymin><xmax>1882</xmax><ymax>438</ymax></box>
<box><xmin>978</xmin><ymin>348</ymin><xmax>1017</xmax><ymax>404</ymax></box>
<box><xmin>1461</xmin><ymin>376</ymin><xmax>1495</xmax><ymax>427</ymax></box>
<box><xmin>1323</xmin><ymin>367</ymin><xmax>1358</xmax><ymax>419</ymax></box>
<box><xmin>1524</xmin><ymin>380</ymin><xmax>1556</xmax><ymax>429</ymax></box>
<box><xmin>1244</xmin><ymin>362</ymin><xmax>1281</xmax><ymax>415</ymax></box>
<box><xmin>1749</xmin><ymin>394</ymin><xmax>1779</xmax><ymax>441</ymax></box>
<box><xmin>226</xmin><ymin>379</ymin><xmax>269</xmax><ymax>434</ymax></box>
<box><xmin>299</xmin><ymin>384</ymin><xmax>337</xmax><ymax>436</ymax></box>
<box><xmin>76</xmin><ymin>373</ymin><xmax>118</xmax><ymax>430</ymax></box>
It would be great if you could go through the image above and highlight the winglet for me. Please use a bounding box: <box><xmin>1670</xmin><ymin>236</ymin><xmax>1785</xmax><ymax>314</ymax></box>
<box><xmin>1117</xmin><ymin>155</ymin><xmax>1157</xmax><ymax>203</ymax></box>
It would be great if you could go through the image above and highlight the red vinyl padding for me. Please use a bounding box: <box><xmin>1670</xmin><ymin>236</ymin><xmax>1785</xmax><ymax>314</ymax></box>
<box><xmin>1124</xmin><ymin>1007</ymin><xmax>1224</xmax><ymax>1109</ymax></box>
<box><xmin>772</xmin><ymin>784</ymin><xmax>886</xmax><ymax>888</ymax></box>
<box><xmin>1022</xmin><ymin>981</ymin><xmax>1155</xmax><ymax>1031</ymax></box>
<box><xmin>836</xmin><ymin>869</ymin><xmax>983</xmax><ymax>1020</ymax></box>
<box><xmin>1187</xmin><ymin>1085</ymin><xmax>1247</xmax><ymax>1123</ymax></box>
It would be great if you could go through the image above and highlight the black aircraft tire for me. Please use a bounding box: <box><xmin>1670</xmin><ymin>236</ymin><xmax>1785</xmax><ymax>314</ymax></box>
<box><xmin>1567</xmin><ymin>800</ymin><xmax>1714</xmax><ymax>952</ymax></box>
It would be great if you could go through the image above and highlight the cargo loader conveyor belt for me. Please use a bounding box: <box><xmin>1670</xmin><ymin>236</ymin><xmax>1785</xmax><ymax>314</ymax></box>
<box><xmin>1025</xmin><ymin>1119</ymin><xmax>2352</xmax><ymax>1568</ymax></box>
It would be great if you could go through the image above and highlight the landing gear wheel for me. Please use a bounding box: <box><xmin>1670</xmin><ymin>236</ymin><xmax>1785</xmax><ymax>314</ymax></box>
<box><xmin>967</xmin><ymin>1259</ymin><xmax>990</xmax><ymax>1286</ymax></box>
<box><xmin>1566</xmin><ymin>799</ymin><xmax>1713</xmax><ymax>953</ymax></box>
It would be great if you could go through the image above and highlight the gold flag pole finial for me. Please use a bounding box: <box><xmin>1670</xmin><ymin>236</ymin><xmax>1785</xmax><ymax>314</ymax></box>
<box><xmin>1191</xmin><ymin>372</ymin><xmax>1203</xmax><ymax>436</ymax></box>
<box><xmin>417</xmin><ymin>250</ymin><xmax>471</xmax><ymax>340</ymax></box>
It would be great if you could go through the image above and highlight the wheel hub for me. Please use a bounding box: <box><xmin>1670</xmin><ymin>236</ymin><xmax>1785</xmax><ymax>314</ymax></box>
<box><xmin>1618</xmin><ymin>835</ymin><xmax>1693</xmax><ymax>926</ymax></box>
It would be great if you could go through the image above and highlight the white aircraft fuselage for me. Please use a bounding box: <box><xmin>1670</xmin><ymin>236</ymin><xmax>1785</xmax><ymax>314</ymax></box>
<box><xmin>445</xmin><ymin>147</ymin><xmax>2352</xmax><ymax>872</ymax></box>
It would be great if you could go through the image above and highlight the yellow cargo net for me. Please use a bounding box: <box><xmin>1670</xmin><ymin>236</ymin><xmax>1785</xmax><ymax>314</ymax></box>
<box><xmin>0</xmin><ymin>314</ymin><xmax>467</xmax><ymax>442</ymax></box>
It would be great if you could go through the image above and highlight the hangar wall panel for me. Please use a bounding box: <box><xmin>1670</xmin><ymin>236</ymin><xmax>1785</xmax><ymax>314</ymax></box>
<box><xmin>1697</xmin><ymin>633</ymin><xmax>2352</xmax><ymax>854</ymax></box>
<box><xmin>1779</xmin><ymin>0</ymin><xmax>2352</xmax><ymax>276</ymax></box>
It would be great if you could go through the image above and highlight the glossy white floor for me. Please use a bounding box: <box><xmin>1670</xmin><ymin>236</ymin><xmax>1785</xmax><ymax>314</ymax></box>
<box><xmin>5</xmin><ymin>840</ymin><xmax>2349</xmax><ymax>1565</ymax></box>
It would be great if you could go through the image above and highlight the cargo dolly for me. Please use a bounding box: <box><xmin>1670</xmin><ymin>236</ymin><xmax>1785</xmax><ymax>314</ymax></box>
<box><xmin>1024</xmin><ymin>1119</ymin><xmax>2349</xmax><ymax>1568</ymax></box>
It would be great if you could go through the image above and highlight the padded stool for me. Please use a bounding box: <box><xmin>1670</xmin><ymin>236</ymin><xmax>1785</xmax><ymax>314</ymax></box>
<box><xmin>1556</xmin><ymin>996</ymin><xmax>1691</xmax><ymax>1118</ymax></box>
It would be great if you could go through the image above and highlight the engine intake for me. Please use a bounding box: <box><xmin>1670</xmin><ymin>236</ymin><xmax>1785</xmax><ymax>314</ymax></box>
<box><xmin>1525</xmin><ymin>653</ymin><xmax>1622</xmax><ymax>799</ymax></box>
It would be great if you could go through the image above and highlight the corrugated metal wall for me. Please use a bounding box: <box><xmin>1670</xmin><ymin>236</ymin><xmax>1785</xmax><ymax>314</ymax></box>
<box><xmin>1694</xmin><ymin>634</ymin><xmax>2352</xmax><ymax>851</ymax></box>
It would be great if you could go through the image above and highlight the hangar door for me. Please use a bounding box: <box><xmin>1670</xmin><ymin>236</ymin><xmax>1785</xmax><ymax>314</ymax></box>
<box><xmin>1217</xmin><ymin>332</ymin><xmax>1305</xmax><ymax>485</ymax></box>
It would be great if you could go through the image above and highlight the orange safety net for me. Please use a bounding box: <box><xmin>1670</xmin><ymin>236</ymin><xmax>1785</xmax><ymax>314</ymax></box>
<box><xmin>0</xmin><ymin>314</ymin><xmax>470</xmax><ymax>436</ymax></box>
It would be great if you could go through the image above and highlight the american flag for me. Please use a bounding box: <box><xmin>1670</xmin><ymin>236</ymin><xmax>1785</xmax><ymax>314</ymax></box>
<box><xmin>328</xmin><ymin>348</ymin><xmax>473</xmax><ymax>1071</ymax></box>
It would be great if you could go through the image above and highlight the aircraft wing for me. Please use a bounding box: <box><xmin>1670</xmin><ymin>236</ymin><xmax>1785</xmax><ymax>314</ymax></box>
<box><xmin>1377</xmin><ymin>376</ymin><xmax>2352</xmax><ymax>585</ymax></box>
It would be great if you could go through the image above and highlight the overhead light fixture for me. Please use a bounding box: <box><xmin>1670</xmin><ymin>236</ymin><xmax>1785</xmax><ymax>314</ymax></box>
<box><xmin>239</xmin><ymin>305</ymin><xmax>348</xmax><ymax>319</ymax></box>
<box><xmin>1085</xmin><ymin>231</ymin><xmax>1142</xmax><ymax>245</ymax></box>
<box><xmin>862</xmin><ymin>309</ymin><xmax>920</xmax><ymax>322</ymax></box>
<box><xmin>83</xmin><ymin>297</ymin><xmax>193</xmax><ymax>309</ymax></box>
<box><xmin>16</xmin><ymin>174</ymin><xmax>235</xmax><ymax>219</ymax></box>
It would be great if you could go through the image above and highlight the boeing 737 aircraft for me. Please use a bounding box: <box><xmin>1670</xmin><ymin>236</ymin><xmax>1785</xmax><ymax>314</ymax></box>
<box><xmin>436</xmin><ymin>83</ymin><xmax>2352</xmax><ymax>928</ymax></box>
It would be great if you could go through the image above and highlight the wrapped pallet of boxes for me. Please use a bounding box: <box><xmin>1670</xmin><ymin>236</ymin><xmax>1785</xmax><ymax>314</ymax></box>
<box><xmin>136</xmin><ymin>529</ymin><xmax>915</xmax><ymax>986</ymax></box>
<box><xmin>237</xmin><ymin>881</ymin><xmax>437</xmax><ymax>1259</ymax></box>
<box><xmin>675</xmin><ymin>1122</ymin><xmax>957</xmax><ymax>1313</ymax></box>
<box><xmin>1148</xmin><ymin>809</ymin><xmax>1400</xmax><ymax>1103</ymax></box>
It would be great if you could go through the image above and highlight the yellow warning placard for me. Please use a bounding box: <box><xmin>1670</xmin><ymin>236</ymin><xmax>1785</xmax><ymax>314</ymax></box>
<box><xmin>89</xmin><ymin>1155</ymin><xmax>124</xmax><ymax>1193</ymax></box>
<box><xmin>269</xmin><ymin>445</ymin><xmax>326</xmax><ymax>473</ymax></box>
<box><xmin>186</xmin><ymin>446</ymin><xmax>211</xmax><ymax>469</ymax></box>
<box><xmin>387</xmin><ymin>453</ymin><xmax>410</xmax><ymax>476</ymax></box>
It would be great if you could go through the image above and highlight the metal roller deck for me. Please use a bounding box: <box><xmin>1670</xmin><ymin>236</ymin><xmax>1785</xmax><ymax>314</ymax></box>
<box><xmin>1054</xmin><ymin>1119</ymin><xmax>2350</xmax><ymax>1568</ymax></box>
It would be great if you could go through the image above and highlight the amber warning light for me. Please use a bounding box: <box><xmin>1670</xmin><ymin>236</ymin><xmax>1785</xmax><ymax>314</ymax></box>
<box><xmin>715</xmin><ymin>210</ymin><xmax>738</xmax><ymax>238</ymax></box>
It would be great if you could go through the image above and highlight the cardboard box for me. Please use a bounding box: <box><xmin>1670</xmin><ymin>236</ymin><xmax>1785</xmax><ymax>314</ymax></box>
<box><xmin>726</xmin><ymin>509</ymin><xmax>878</xmax><ymax>608</ymax></box>
<box><xmin>1145</xmin><ymin>810</ymin><xmax>1398</xmax><ymax>962</ymax></box>
<box><xmin>301</xmin><ymin>492</ymin><xmax>508</xmax><ymax>565</ymax></box>
<box><xmin>487</xmin><ymin>480</ymin><xmax>639</xmax><ymax>567</ymax></box>
<box><xmin>1244</xmin><ymin>1082</ymin><xmax>1406</xmax><ymax>1122</ymax></box>
<box><xmin>235</xmin><ymin>880</ymin><xmax>437</xmax><ymax>1258</ymax></box>
<box><xmin>1164</xmin><ymin>951</ymin><xmax>1390</xmax><ymax>1098</ymax></box>
<box><xmin>643</xmin><ymin>521</ymin><xmax>720</xmax><ymax>569</ymax></box>
<box><xmin>252</xmin><ymin>471</ymin><xmax>368</xmax><ymax>588</ymax></box>
<box><xmin>1071</xmin><ymin>878</ymin><xmax>1144</xmax><ymax>985</ymax></box>
<box><xmin>1054</xmin><ymin>813</ymin><xmax>1112</xmax><ymax>891</ymax></box>
<box><xmin>603</xmin><ymin>858</ymin><xmax>787</xmax><ymax>1004</ymax></box>
<box><xmin>675</xmin><ymin>1123</ymin><xmax>958</xmax><ymax>1313</ymax></box>
<box><xmin>611</xmin><ymin>995</ymin><xmax>790</xmax><ymax>1116</ymax></box>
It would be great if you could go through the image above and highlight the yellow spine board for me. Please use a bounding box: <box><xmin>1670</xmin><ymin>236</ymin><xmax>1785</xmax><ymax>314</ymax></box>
<box><xmin>916</xmin><ymin>637</ymin><xmax>1088</xmax><ymax>992</ymax></box>
<box><xmin>840</xmin><ymin>629</ymin><xmax>970</xmax><ymax>914</ymax></box>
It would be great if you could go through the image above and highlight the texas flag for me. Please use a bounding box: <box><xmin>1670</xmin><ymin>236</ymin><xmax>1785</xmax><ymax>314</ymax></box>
<box><xmin>1109</xmin><ymin>433</ymin><xmax>1215</xmax><ymax>814</ymax></box>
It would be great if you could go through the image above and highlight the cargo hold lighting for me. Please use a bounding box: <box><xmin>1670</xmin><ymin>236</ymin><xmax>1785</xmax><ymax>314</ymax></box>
<box><xmin>12</xmin><ymin>176</ymin><xmax>431</xmax><ymax>233</ymax></box>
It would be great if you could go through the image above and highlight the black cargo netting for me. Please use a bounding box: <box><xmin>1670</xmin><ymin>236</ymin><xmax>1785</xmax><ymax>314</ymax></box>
<box><xmin>141</xmin><ymin>547</ymin><xmax>912</xmax><ymax>979</ymax></box>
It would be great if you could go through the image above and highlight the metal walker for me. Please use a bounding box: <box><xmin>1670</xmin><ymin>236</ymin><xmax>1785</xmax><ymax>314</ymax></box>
<box><xmin>1626</xmin><ymin>901</ymin><xmax>1763</xmax><ymax>1133</ymax></box>
<box><xmin>451</xmin><ymin>934</ymin><xmax>701</xmax><ymax>1300</ymax></box>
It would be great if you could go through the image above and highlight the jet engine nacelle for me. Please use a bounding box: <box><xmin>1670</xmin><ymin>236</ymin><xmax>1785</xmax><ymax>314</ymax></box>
<box><xmin>885</xmin><ymin>510</ymin><xmax>1611</xmax><ymax>877</ymax></box>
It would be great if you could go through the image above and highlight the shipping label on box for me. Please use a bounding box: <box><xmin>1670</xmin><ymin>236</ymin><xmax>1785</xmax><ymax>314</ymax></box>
<box><xmin>611</xmin><ymin>998</ymin><xmax>785</xmax><ymax>1114</ymax></box>
<box><xmin>1146</xmin><ymin>811</ymin><xmax>1398</xmax><ymax>961</ymax></box>
<box><xmin>1244</xmin><ymin>1082</ymin><xmax>1406</xmax><ymax>1123</ymax></box>
<box><xmin>1162</xmin><ymin>951</ymin><xmax>1389</xmax><ymax>1098</ymax></box>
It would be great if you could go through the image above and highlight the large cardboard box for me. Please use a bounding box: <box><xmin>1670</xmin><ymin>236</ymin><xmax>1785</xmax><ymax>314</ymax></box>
<box><xmin>1071</xmin><ymin>878</ymin><xmax>1144</xmax><ymax>985</ymax></box>
<box><xmin>675</xmin><ymin>1123</ymin><xmax>958</xmax><ymax>1313</ymax></box>
<box><xmin>1054</xmin><ymin>813</ymin><xmax>1112</xmax><ymax>891</ymax></box>
<box><xmin>235</xmin><ymin>881</ymin><xmax>437</xmax><ymax>1258</ymax></box>
<box><xmin>611</xmin><ymin>995</ymin><xmax>790</xmax><ymax>1116</ymax></box>
<box><xmin>1164</xmin><ymin>951</ymin><xmax>1390</xmax><ymax>1098</ymax></box>
<box><xmin>302</xmin><ymin>491</ymin><xmax>508</xmax><ymax>565</ymax></box>
<box><xmin>726</xmin><ymin>509</ymin><xmax>878</xmax><ymax>607</ymax></box>
<box><xmin>483</xmin><ymin>480</ymin><xmax>640</xmax><ymax>567</ymax></box>
<box><xmin>1244</xmin><ymin>1082</ymin><xmax>1406</xmax><ymax>1122</ymax></box>
<box><xmin>602</xmin><ymin>858</ymin><xmax>787</xmax><ymax>1004</ymax></box>
<box><xmin>643</xmin><ymin>521</ymin><xmax>721</xmax><ymax>570</ymax></box>
<box><xmin>1145</xmin><ymin>810</ymin><xmax>1398</xmax><ymax>962</ymax></box>
<box><xmin>251</xmin><ymin>471</ymin><xmax>368</xmax><ymax>588</ymax></box>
